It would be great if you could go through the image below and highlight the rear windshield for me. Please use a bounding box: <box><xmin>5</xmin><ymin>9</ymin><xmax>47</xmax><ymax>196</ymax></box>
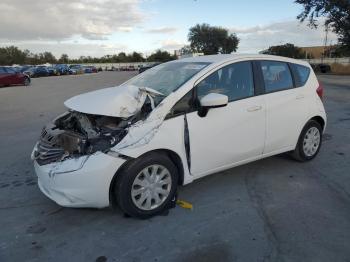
<box><xmin>123</xmin><ymin>61</ymin><xmax>210</xmax><ymax>96</ymax></box>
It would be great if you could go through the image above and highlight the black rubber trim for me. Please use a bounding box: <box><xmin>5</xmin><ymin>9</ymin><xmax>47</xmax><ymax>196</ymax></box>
<box><xmin>252</xmin><ymin>61</ymin><xmax>265</xmax><ymax>95</ymax></box>
<box><xmin>183</xmin><ymin>114</ymin><xmax>191</xmax><ymax>172</ymax></box>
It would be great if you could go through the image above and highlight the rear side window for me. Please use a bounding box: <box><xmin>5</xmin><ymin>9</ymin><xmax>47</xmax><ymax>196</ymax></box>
<box><xmin>260</xmin><ymin>61</ymin><xmax>294</xmax><ymax>93</ymax></box>
<box><xmin>291</xmin><ymin>64</ymin><xmax>310</xmax><ymax>87</ymax></box>
<box><xmin>0</xmin><ymin>67</ymin><xmax>6</xmax><ymax>74</ymax></box>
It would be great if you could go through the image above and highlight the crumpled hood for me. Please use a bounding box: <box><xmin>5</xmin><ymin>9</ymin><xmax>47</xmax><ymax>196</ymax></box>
<box><xmin>64</xmin><ymin>85</ymin><xmax>159</xmax><ymax>118</ymax></box>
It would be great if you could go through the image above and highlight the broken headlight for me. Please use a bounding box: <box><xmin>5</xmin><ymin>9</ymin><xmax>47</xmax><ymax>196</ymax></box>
<box><xmin>35</xmin><ymin>112</ymin><xmax>128</xmax><ymax>165</ymax></box>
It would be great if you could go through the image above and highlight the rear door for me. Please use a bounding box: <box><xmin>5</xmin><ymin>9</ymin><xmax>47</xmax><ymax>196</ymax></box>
<box><xmin>258</xmin><ymin>60</ymin><xmax>309</xmax><ymax>154</ymax></box>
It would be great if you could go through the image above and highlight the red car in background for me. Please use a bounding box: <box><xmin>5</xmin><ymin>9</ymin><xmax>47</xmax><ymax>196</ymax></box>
<box><xmin>0</xmin><ymin>66</ymin><xmax>30</xmax><ymax>87</ymax></box>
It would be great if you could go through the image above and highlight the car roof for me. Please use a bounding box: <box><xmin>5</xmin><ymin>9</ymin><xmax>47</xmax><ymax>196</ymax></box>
<box><xmin>176</xmin><ymin>54</ymin><xmax>309</xmax><ymax>66</ymax></box>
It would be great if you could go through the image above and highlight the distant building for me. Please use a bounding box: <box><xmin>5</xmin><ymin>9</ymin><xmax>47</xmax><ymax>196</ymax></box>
<box><xmin>174</xmin><ymin>51</ymin><xmax>204</xmax><ymax>59</ymax></box>
<box><xmin>300</xmin><ymin>46</ymin><xmax>338</xmax><ymax>59</ymax></box>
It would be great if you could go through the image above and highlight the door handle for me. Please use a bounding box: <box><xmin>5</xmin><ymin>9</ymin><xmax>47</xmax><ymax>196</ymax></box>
<box><xmin>247</xmin><ymin>106</ymin><xmax>262</xmax><ymax>112</ymax></box>
<box><xmin>296</xmin><ymin>94</ymin><xmax>305</xmax><ymax>100</ymax></box>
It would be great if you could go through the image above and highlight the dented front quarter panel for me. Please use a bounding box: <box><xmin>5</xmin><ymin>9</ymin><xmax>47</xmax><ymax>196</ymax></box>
<box><xmin>110</xmin><ymin>82</ymin><xmax>199</xmax><ymax>185</ymax></box>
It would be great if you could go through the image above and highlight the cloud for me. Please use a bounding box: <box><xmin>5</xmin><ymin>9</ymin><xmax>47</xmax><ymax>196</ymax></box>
<box><xmin>230</xmin><ymin>19</ymin><xmax>338</xmax><ymax>53</ymax></box>
<box><xmin>0</xmin><ymin>0</ymin><xmax>145</xmax><ymax>41</ymax></box>
<box><xmin>160</xmin><ymin>39</ymin><xmax>185</xmax><ymax>50</ymax></box>
<box><xmin>146</xmin><ymin>27</ymin><xmax>178</xmax><ymax>34</ymax></box>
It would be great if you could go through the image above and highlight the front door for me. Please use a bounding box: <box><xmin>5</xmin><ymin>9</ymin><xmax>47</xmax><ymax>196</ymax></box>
<box><xmin>186</xmin><ymin>61</ymin><xmax>266</xmax><ymax>178</ymax></box>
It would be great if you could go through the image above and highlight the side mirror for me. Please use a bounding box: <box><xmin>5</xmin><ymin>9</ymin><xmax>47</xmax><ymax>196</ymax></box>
<box><xmin>200</xmin><ymin>93</ymin><xmax>228</xmax><ymax>108</ymax></box>
<box><xmin>198</xmin><ymin>93</ymin><xmax>228</xmax><ymax>117</ymax></box>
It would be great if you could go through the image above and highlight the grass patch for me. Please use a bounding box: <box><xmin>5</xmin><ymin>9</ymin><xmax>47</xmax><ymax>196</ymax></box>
<box><xmin>330</xmin><ymin>63</ymin><xmax>350</xmax><ymax>75</ymax></box>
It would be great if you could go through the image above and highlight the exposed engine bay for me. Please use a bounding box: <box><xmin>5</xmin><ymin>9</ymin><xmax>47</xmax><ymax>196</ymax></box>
<box><xmin>33</xmin><ymin>111</ymin><xmax>127</xmax><ymax>165</ymax></box>
<box><xmin>33</xmin><ymin>100</ymin><xmax>154</xmax><ymax>166</ymax></box>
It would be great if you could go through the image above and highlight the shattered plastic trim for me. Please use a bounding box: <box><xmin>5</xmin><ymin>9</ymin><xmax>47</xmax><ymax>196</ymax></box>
<box><xmin>112</xmin><ymin>101</ymin><xmax>168</xmax><ymax>151</ymax></box>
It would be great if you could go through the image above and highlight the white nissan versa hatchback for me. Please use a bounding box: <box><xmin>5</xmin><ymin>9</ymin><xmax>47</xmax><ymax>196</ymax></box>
<box><xmin>32</xmin><ymin>54</ymin><xmax>326</xmax><ymax>218</ymax></box>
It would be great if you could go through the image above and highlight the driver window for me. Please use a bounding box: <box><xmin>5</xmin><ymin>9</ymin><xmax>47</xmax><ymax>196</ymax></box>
<box><xmin>196</xmin><ymin>61</ymin><xmax>254</xmax><ymax>102</ymax></box>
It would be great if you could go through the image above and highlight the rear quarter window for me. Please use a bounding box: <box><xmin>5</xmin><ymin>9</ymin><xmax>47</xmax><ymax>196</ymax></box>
<box><xmin>291</xmin><ymin>64</ymin><xmax>311</xmax><ymax>87</ymax></box>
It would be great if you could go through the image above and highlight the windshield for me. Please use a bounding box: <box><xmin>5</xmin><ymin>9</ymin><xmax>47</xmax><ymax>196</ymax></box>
<box><xmin>124</xmin><ymin>61</ymin><xmax>210</xmax><ymax>96</ymax></box>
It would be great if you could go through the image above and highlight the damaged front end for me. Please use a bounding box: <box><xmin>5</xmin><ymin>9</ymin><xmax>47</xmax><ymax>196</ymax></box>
<box><xmin>33</xmin><ymin>111</ymin><xmax>130</xmax><ymax>165</ymax></box>
<box><xmin>32</xmin><ymin>86</ymin><xmax>164</xmax><ymax>166</ymax></box>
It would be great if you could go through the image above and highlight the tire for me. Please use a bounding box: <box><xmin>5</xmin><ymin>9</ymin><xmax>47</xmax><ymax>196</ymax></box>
<box><xmin>114</xmin><ymin>152</ymin><xmax>178</xmax><ymax>219</ymax></box>
<box><xmin>24</xmin><ymin>77</ymin><xmax>30</xmax><ymax>86</ymax></box>
<box><xmin>291</xmin><ymin>120</ymin><xmax>322</xmax><ymax>162</ymax></box>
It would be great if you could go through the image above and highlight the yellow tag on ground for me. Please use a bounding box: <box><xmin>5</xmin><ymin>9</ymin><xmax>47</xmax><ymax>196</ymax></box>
<box><xmin>176</xmin><ymin>200</ymin><xmax>193</xmax><ymax>210</ymax></box>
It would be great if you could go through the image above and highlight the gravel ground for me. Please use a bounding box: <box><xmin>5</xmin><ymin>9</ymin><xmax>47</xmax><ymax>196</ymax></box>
<box><xmin>0</xmin><ymin>72</ymin><xmax>349</xmax><ymax>262</ymax></box>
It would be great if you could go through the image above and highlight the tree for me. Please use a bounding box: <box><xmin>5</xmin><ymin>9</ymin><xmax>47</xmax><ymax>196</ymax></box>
<box><xmin>261</xmin><ymin>43</ymin><xmax>308</xmax><ymax>58</ymax></box>
<box><xmin>295</xmin><ymin>0</ymin><xmax>350</xmax><ymax>54</ymax></box>
<box><xmin>130</xmin><ymin>52</ymin><xmax>145</xmax><ymax>62</ymax></box>
<box><xmin>59</xmin><ymin>54</ymin><xmax>69</xmax><ymax>63</ymax></box>
<box><xmin>179</xmin><ymin>45</ymin><xmax>192</xmax><ymax>55</ymax></box>
<box><xmin>39</xmin><ymin>52</ymin><xmax>57</xmax><ymax>64</ymax></box>
<box><xmin>0</xmin><ymin>46</ymin><xmax>27</xmax><ymax>65</ymax></box>
<box><xmin>147</xmin><ymin>50</ymin><xmax>176</xmax><ymax>62</ymax></box>
<box><xmin>188</xmin><ymin>23</ymin><xmax>239</xmax><ymax>55</ymax></box>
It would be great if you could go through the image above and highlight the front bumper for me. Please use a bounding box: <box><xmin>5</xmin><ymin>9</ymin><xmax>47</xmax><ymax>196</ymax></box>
<box><xmin>33</xmin><ymin>152</ymin><xmax>126</xmax><ymax>208</ymax></box>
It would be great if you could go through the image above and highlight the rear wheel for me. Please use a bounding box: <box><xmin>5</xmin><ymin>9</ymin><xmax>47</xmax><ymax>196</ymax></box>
<box><xmin>114</xmin><ymin>153</ymin><xmax>178</xmax><ymax>218</ymax></box>
<box><xmin>292</xmin><ymin>120</ymin><xmax>322</xmax><ymax>161</ymax></box>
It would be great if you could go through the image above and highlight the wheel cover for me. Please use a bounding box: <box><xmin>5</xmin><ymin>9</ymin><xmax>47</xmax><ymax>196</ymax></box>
<box><xmin>303</xmin><ymin>127</ymin><xmax>321</xmax><ymax>157</ymax></box>
<box><xmin>131</xmin><ymin>164</ymin><xmax>172</xmax><ymax>211</ymax></box>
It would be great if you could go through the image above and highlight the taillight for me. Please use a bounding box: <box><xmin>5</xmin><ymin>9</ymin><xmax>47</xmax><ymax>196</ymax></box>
<box><xmin>316</xmin><ymin>82</ymin><xmax>324</xmax><ymax>100</ymax></box>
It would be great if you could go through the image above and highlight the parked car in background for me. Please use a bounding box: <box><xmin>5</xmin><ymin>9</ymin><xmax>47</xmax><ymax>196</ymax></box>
<box><xmin>138</xmin><ymin>63</ymin><xmax>161</xmax><ymax>73</ymax></box>
<box><xmin>69</xmin><ymin>65</ymin><xmax>84</xmax><ymax>75</ymax></box>
<box><xmin>54</xmin><ymin>64</ymin><xmax>70</xmax><ymax>75</ymax></box>
<box><xmin>22</xmin><ymin>66</ymin><xmax>35</xmax><ymax>77</ymax></box>
<box><xmin>91</xmin><ymin>66</ymin><xmax>98</xmax><ymax>73</ymax></box>
<box><xmin>46</xmin><ymin>66</ymin><xmax>59</xmax><ymax>76</ymax></box>
<box><xmin>31</xmin><ymin>54</ymin><xmax>326</xmax><ymax>218</ymax></box>
<box><xmin>311</xmin><ymin>63</ymin><xmax>331</xmax><ymax>74</ymax></box>
<box><xmin>12</xmin><ymin>66</ymin><xmax>22</xmax><ymax>73</ymax></box>
<box><xmin>33</xmin><ymin>66</ymin><xmax>50</xmax><ymax>77</ymax></box>
<box><xmin>83</xmin><ymin>66</ymin><xmax>98</xmax><ymax>74</ymax></box>
<box><xmin>0</xmin><ymin>66</ymin><xmax>30</xmax><ymax>87</ymax></box>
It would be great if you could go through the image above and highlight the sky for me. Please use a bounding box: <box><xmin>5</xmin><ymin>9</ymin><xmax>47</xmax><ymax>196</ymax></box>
<box><xmin>0</xmin><ymin>0</ymin><xmax>338</xmax><ymax>58</ymax></box>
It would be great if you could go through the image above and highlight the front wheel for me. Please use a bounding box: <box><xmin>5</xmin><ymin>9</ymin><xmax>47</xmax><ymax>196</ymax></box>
<box><xmin>291</xmin><ymin>120</ymin><xmax>322</xmax><ymax>161</ymax></box>
<box><xmin>114</xmin><ymin>153</ymin><xmax>178</xmax><ymax>219</ymax></box>
<box><xmin>24</xmin><ymin>77</ymin><xmax>30</xmax><ymax>86</ymax></box>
